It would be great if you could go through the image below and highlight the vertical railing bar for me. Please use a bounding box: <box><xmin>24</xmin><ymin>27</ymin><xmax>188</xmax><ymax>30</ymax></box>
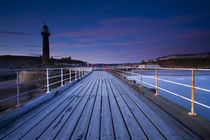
<box><xmin>46</xmin><ymin>68</ymin><xmax>50</xmax><ymax>93</ymax></box>
<box><xmin>121</xmin><ymin>68</ymin><xmax>123</xmax><ymax>79</ymax></box>
<box><xmin>132</xmin><ymin>68</ymin><xmax>134</xmax><ymax>83</ymax></box>
<box><xmin>122</xmin><ymin>68</ymin><xmax>124</xmax><ymax>79</ymax></box>
<box><xmin>140</xmin><ymin>68</ymin><xmax>143</xmax><ymax>88</ymax></box>
<box><xmin>61</xmin><ymin>68</ymin><xmax>63</xmax><ymax>86</ymax></box>
<box><xmin>16</xmin><ymin>70</ymin><xmax>21</xmax><ymax>107</ymax></box>
<box><xmin>127</xmin><ymin>67</ymin><xmax>128</xmax><ymax>80</ymax></box>
<box><xmin>155</xmin><ymin>68</ymin><xmax>159</xmax><ymax>96</ymax></box>
<box><xmin>79</xmin><ymin>67</ymin><xmax>80</xmax><ymax>79</ymax></box>
<box><xmin>75</xmin><ymin>68</ymin><xmax>77</xmax><ymax>80</ymax></box>
<box><xmin>189</xmin><ymin>69</ymin><xmax>197</xmax><ymax>116</ymax></box>
<box><xmin>81</xmin><ymin>67</ymin><xmax>83</xmax><ymax>77</ymax></box>
<box><xmin>69</xmin><ymin>68</ymin><xmax>71</xmax><ymax>82</ymax></box>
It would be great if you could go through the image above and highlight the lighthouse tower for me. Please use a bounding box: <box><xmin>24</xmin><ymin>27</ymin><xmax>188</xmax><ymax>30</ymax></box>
<box><xmin>41</xmin><ymin>24</ymin><xmax>50</xmax><ymax>66</ymax></box>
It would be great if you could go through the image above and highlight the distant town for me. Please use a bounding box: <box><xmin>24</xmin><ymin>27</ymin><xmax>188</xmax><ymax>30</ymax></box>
<box><xmin>0</xmin><ymin>52</ymin><xmax>209</xmax><ymax>69</ymax></box>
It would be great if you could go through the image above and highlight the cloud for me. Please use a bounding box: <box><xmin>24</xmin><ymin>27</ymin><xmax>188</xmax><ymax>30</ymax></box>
<box><xmin>52</xmin><ymin>32</ymin><xmax>82</xmax><ymax>38</ymax></box>
<box><xmin>100</xmin><ymin>13</ymin><xmax>210</xmax><ymax>26</ymax></box>
<box><xmin>53</xmin><ymin>13</ymin><xmax>210</xmax><ymax>43</ymax></box>
<box><xmin>0</xmin><ymin>31</ymin><xmax>32</xmax><ymax>35</ymax></box>
<box><xmin>102</xmin><ymin>0</ymin><xmax>124</xmax><ymax>10</ymax></box>
<box><xmin>171</xmin><ymin>30</ymin><xmax>210</xmax><ymax>41</ymax></box>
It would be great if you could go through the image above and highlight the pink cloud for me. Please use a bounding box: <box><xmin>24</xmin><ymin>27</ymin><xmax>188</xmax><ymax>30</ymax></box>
<box><xmin>51</xmin><ymin>43</ymin><xmax>99</xmax><ymax>49</ymax></box>
<box><xmin>172</xmin><ymin>30</ymin><xmax>210</xmax><ymax>41</ymax></box>
<box><xmin>109</xmin><ymin>40</ymin><xmax>157</xmax><ymax>46</ymax></box>
<box><xmin>52</xmin><ymin>32</ymin><xmax>82</xmax><ymax>38</ymax></box>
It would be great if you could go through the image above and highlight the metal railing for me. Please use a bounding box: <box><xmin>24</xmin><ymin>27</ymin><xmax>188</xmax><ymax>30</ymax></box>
<box><xmin>0</xmin><ymin>67</ymin><xmax>92</xmax><ymax>110</ymax></box>
<box><xmin>109</xmin><ymin>67</ymin><xmax>210</xmax><ymax>116</ymax></box>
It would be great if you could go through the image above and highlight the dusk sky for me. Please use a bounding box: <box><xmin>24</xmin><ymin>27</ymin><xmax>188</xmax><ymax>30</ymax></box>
<box><xmin>0</xmin><ymin>0</ymin><xmax>210</xmax><ymax>63</ymax></box>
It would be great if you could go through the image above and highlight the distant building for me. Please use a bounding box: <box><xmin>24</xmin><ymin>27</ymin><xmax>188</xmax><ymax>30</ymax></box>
<box><xmin>138</xmin><ymin>64</ymin><xmax>161</xmax><ymax>68</ymax></box>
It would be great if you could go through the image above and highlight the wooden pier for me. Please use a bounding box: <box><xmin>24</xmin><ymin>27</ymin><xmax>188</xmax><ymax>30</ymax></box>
<box><xmin>0</xmin><ymin>71</ymin><xmax>202</xmax><ymax>139</ymax></box>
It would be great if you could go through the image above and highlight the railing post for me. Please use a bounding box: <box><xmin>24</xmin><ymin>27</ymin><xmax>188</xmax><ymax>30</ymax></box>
<box><xmin>140</xmin><ymin>68</ymin><xmax>143</xmax><ymax>88</ymax></box>
<box><xmin>81</xmin><ymin>67</ymin><xmax>83</xmax><ymax>77</ymax></box>
<box><xmin>189</xmin><ymin>69</ymin><xmax>197</xmax><ymax>116</ymax></box>
<box><xmin>75</xmin><ymin>68</ymin><xmax>77</xmax><ymax>80</ymax></box>
<box><xmin>126</xmin><ymin>67</ymin><xmax>128</xmax><ymax>80</ymax></box>
<box><xmin>155</xmin><ymin>68</ymin><xmax>159</xmax><ymax>96</ymax></box>
<box><xmin>122</xmin><ymin>68</ymin><xmax>124</xmax><ymax>79</ymax></box>
<box><xmin>132</xmin><ymin>68</ymin><xmax>134</xmax><ymax>83</ymax></box>
<box><xmin>61</xmin><ymin>68</ymin><xmax>63</xmax><ymax>86</ymax></box>
<box><xmin>46</xmin><ymin>68</ymin><xmax>50</xmax><ymax>93</ymax></box>
<box><xmin>16</xmin><ymin>71</ymin><xmax>21</xmax><ymax>107</ymax></box>
<box><xmin>121</xmin><ymin>69</ymin><xmax>123</xmax><ymax>79</ymax></box>
<box><xmin>84</xmin><ymin>68</ymin><xmax>87</xmax><ymax>76</ymax></box>
<box><xmin>69</xmin><ymin>68</ymin><xmax>71</xmax><ymax>82</ymax></box>
<box><xmin>78</xmin><ymin>67</ymin><xmax>80</xmax><ymax>79</ymax></box>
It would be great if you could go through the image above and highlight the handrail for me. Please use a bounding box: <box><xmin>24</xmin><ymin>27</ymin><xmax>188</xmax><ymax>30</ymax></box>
<box><xmin>0</xmin><ymin>67</ymin><xmax>93</xmax><ymax>109</ymax></box>
<box><xmin>114</xmin><ymin>69</ymin><xmax>210</xmax><ymax>93</ymax></box>
<box><xmin>109</xmin><ymin>67</ymin><xmax>210</xmax><ymax>116</ymax></box>
<box><xmin>111</xmin><ymin>66</ymin><xmax>210</xmax><ymax>71</ymax></box>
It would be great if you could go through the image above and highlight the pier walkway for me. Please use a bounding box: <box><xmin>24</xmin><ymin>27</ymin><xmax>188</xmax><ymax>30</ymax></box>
<box><xmin>0</xmin><ymin>71</ymin><xmax>201</xmax><ymax>139</ymax></box>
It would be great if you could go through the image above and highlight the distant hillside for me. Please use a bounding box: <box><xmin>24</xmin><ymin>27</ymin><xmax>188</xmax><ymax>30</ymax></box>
<box><xmin>156</xmin><ymin>53</ymin><xmax>210</xmax><ymax>68</ymax></box>
<box><xmin>0</xmin><ymin>55</ymin><xmax>87</xmax><ymax>69</ymax></box>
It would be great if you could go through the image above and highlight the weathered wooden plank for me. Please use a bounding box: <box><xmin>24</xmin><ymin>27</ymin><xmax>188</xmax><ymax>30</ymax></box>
<box><xmin>3</xmin><ymin>74</ymin><xmax>95</xmax><ymax>140</ymax></box>
<box><xmin>19</xmin><ymin>73</ymin><xmax>97</xmax><ymax>140</ymax></box>
<box><xmin>70</xmin><ymin>74</ymin><xmax>101</xmax><ymax>139</ymax></box>
<box><xmin>109</xmin><ymin>73</ymin><xmax>184</xmax><ymax>140</ymax></box>
<box><xmin>100</xmin><ymin>72</ymin><xmax>115</xmax><ymax>140</ymax></box>
<box><xmin>113</xmin><ymin>75</ymin><xmax>200</xmax><ymax>139</ymax></box>
<box><xmin>104</xmin><ymin>74</ymin><xmax>130</xmax><ymax>140</ymax></box>
<box><xmin>0</xmin><ymin>73</ymin><xmax>95</xmax><ymax>139</ymax></box>
<box><xmin>53</xmin><ymin>73</ymin><xmax>99</xmax><ymax>140</ymax></box>
<box><xmin>106</xmin><ymin>73</ymin><xmax>147</xmax><ymax>140</ymax></box>
<box><xmin>107</xmin><ymin>74</ymin><xmax>165</xmax><ymax>140</ymax></box>
<box><xmin>86</xmin><ymin>74</ymin><xmax>102</xmax><ymax>139</ymax></box>
<box><xmin>37</xmin><ymin>72</ymin><xmax>98</xmax><ymax>140</ymax></box>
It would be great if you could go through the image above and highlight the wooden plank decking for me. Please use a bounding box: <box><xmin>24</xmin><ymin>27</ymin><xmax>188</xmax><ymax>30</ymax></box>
<box><xmin>0</xmin><ymin>71</ymin><xmax>200</xmax><ymax>140</ymax></box>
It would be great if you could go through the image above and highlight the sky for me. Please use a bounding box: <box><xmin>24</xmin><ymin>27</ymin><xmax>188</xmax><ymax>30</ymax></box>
<box><xmin>0</xmin><ymin>0</ymin><xmax>210</xmax><ymax>64</ymax></box>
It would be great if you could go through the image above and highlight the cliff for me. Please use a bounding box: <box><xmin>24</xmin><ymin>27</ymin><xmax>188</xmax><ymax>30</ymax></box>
<box><xmin>156</xmin><ymin>53</ymin><xmax>210</xmax><ymax>68</ymax></box>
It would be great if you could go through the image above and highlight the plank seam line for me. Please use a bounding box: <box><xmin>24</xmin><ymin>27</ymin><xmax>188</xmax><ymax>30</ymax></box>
<box><xmin>69</xmin><ymin>73</ymin><xmax>101</xmax><ymax>139</ymax></box>
<box><xmin>53</xmin><ymin>72</ymin><xmax>98</xmax><ymax>139</ymax></box>
<box><xmin>1</xmin><ymin>72</ymin><xmax>95</xmax><ymax>139</ymax></box>
<box><xmin>105</xmin><ymin>73</ymin><xmax>132</xmax><ymax>139</ymax></box>
<box><xmin>106</xmin><ymin>75</ymin><xmax>150</xmax><ymax>140</ymax></box>
<box><xmin>103</xmin><ymin>72</ymin><xmax>116</xmax><ymax>139</ymax></box>
<box><xmin>33</xmin><ymin>73</ymin><xmax>97</xmax><ymax>139</ymax></box>
<box><xmin>110</xmin><ymin>72</ymin><xmax>188</xmax><ymax>139</ymax></box>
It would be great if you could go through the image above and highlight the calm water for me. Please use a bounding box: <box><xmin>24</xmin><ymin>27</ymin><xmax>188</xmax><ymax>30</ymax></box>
<box><xmin>127</xmin><ymin>70</ymin><xmax>210</xmax><ymax>121</ymax></box>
